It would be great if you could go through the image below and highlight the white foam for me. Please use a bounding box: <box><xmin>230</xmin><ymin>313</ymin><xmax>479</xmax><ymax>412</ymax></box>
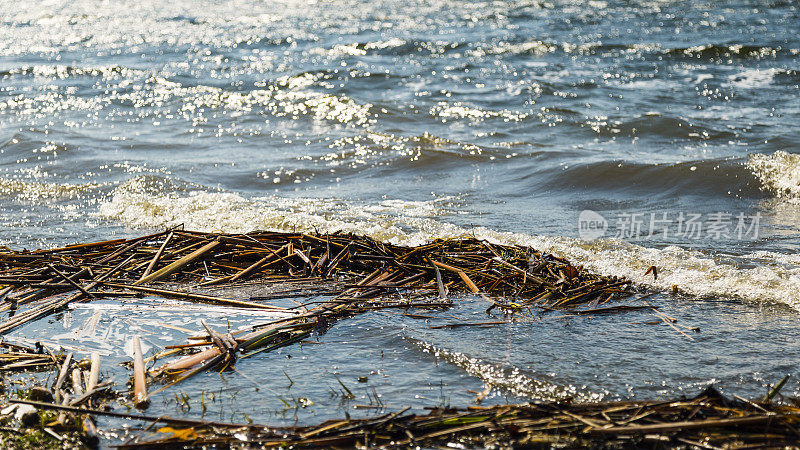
<box><xmin>728</xmin><ymin>68</ymin><xmax>779</xmax><ymax>89</ymax></box>
<box><xmin>430</xmin><ymin>102</ymin><xmax>529</xmax><ymax>122</ymax></box>
<box><xmin>0</xmin><ymin>177</ymin><xmax>103</xmax><ymax>201</ymax></box>
<box><xmin>474</xmin><ymin>229</ymin><xmax>800</xmax><ymax>310</ymax></box>
<box><xmin>748</xmin><ymin>151</ymin><xmax>800</xmax><ymax>202</ymax></box>
<box><xmin>364</xmin><ymin>38</ymin><xmax>406</xmax><ymax>50</ymax></box>
<box><xmin>96</xmin><ymin>176</ymin><xmax>459</xmax><ymax>244</ymax></box>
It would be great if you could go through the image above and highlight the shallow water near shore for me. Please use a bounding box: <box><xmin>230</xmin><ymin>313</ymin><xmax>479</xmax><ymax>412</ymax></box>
<box><xmin>6</xmin><ymin>292</ymin><xmax>800</xmax><ymax>439</ymax></box>
<box><xmin>1</xmin><ymin>0</ymin><xmax>800</xmax><ymax>441</ymax></box>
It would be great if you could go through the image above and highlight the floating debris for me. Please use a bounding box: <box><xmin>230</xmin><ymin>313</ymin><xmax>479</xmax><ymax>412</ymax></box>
<box><xmin>0</xmin><ymin>228</ymin><xmax>631</xmax><ymax>315</ymax></box>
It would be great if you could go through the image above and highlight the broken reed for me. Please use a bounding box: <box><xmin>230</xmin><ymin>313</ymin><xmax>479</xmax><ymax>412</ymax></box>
<box><xmin>0</xmin><ymin>228</ymin><xmax>632</xmax><ymax>404</ymax></box>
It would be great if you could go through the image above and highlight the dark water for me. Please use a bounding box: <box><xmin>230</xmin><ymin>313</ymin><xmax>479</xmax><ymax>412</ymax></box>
<box><xmin>1</xmin><ymin>0</ymin><xmax>800</xmax><ymax>439</ymax></box>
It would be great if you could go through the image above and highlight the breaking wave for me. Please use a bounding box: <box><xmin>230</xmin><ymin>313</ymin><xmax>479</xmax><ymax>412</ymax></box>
<box><xmin>748</xmin><ymin>151</ymin><xmax>800</xmax><ymax>203</ymax></box>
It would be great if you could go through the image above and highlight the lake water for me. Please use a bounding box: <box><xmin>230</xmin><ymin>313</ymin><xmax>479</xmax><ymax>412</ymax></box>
<box><xmin>1</xmin><ymin>0</ymin><xmax>799</xmax><ymax>439</ymax></box>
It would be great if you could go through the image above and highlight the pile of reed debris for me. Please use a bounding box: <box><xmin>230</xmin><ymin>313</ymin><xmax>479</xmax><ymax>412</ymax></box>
<box><xmin>0</xmin><ymin>227</ymin><xmax>632</xmax><ymax>313</ymax></box>
<box><xmin>88</xmin><ymin>385</ymin><xmax>800</xmax><ymax>448</ymax></box>
<box><xmin>3</xmin><ymin>227</ymin><xmax>766</xmax><ymax>448</ymax></box>
<box><xmin>8</xmin><ymin>377</ymin><xmax>800</xmax><ymax>448</ymax></box>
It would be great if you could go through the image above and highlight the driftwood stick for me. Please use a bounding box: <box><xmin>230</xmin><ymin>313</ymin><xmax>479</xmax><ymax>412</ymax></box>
<box><xmin>102</xmin><ymin>282</ymin><xmax>291</xmax><ymax>311</ymax></box>
<box><xmin>135</xmin><ymin>239</ymin><xmax>221</xmax><ymax>285</ymax></box>
<box><xmin>229</xmin><ymin>243</ymin><xmax>292</xmax><ymax>283</ymax></box>
<box><xmin>46</xmin><ymin>265</ymin><xmax>97</xmax><ymax>299</ymax></box>
<box><xmin>132</xmin><ymin>336</ymin><xmax>150</xmax><ymax>409</ymax></box>
<box><xmin>69</xmin><ymin>381</ymin><xmax>114</xmax><ymax>407</ymax></box>
<box><xmin>53</xmin><ymin>352</ymin><xmax>73</xmax><ymax>394</ymax></box>
<box><xmin>589</xmin><ymin>415</ymin><xmax>777</xmax><ymax>434</ymax></box>
<box><xmin>87</xmin><ymin>352</ymin><xmax>100</xmax><ymax>392</ymax></box>
<box><xmin>139</xmin><ymin>232</ymin><xmax>174</xmax><ymax>281</ymax></box>
<box><xmin>0</xmin><ymin>286</ymin><xmax>13</xmax><ymax>301</ymax></box>
<box><xmin>11</xmin><ymin>399</ymin><xmax>273</xmax><ymax>429</ymax></box>
<box><xmin>431</xmin><ymin>261</ymin><xmax>504</xmax><ymax>308</ymax></box>
<box><xmin>72</xmin><ymin>368</ymin><xmax>84</xmax><ymax>396</ymax></box>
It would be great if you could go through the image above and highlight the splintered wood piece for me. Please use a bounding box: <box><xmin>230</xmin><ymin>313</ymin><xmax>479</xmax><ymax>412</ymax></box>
<box><xmin>132</xmin><ymin>336</ymin><xmax>150</xmax><ymax>409</ymax></box>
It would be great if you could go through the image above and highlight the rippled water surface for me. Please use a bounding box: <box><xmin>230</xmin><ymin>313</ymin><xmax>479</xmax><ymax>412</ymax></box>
<box><xmin>1</xmin><ymin>0</ymin><xmax>800</xmax><ymax>438</ymax></box>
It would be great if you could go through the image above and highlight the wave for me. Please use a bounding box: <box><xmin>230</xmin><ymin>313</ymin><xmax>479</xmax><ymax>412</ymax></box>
<box><xmin>317</xmin><ymin>131</ymin><xmax>513</xmax><ymax>169</ymax></box>
<box><xmin>585</xmin><ymin>113</ymin><xmax>736</xmax><ymax>140</ymax></box>
<box><xmin>726</xmin><ymin>68</ymin><xmax>800</xmax><ymax>89</ymax></box>
<box><xmin>664</xmin><ymin>44</ymin><xmax>792</xmax><ymax>61</ymax></box>
<box><xmin>429</xmin><ymin>102</ymin><xmax>531</xmax><ymax>122</ymax></box>
<box><xmin>540</xmin><ymin>158</ymin><xmax>761</xmax><ymax>198</ymax></box>
<box><xmin>1</xmin><ymin>71</ymin><xmax>375</xmax><ymax>128</ymax></box>
<box><xmin>95</xmin><ymin>175</ymin><xmax>800</xmax><ymax>311</ymax></box>
<box><xmin>0</xmin><ymin>64</ymin><xmax>140</xmax><ymax>80</ymax></box>
<box><xmin>123</xmin><ymin>74</ymin><xmax>374</xmax><ymax>126</ymax></box>
<box><xmin>0</xmin><ymin>176</ymin><xmax>104</xmax><ymax>201</ymax></box>
<box><xmin>467</xmin><ymin>38</ymin><xmax>798</xmax><ymax>63</ymax></box>
<box><xmin>523</xmin><ymin>151</ymin><xmax>797</xmax><ymax>203</ymax></box>
<box><xmin>308</xmin><ymin>38</ymin><xmax>468</xmax><ymax>58</ymax></box>
<box><xmin>96</xmin><ymin>175</ymin><xmax>459</xmax><ymax>242</ymax></box>
<box><xmin>748</xmin><ymin>151</ymin><xmax>800</xmax><ymax>203</ymax></box>
<box><xmin>305</xmin><ymin>38</ymin><xmax>793</xmax><ymax>63</ymax></box>
<box><xmin>408</xmin><ymin>338</ymin><xmax>603</xmax><ymax>402</ymax></box>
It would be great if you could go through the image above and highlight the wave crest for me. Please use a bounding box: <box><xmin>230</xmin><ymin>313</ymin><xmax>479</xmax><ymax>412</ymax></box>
<box><xmin>96</xmin><ymin>176</ymin><xmax>456</xmax><ymax>242</ymax></box>
<box><xmin>748</xmin><ymin>151</ymin><xmax>800</xmax><ymax>202</ymax></box>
